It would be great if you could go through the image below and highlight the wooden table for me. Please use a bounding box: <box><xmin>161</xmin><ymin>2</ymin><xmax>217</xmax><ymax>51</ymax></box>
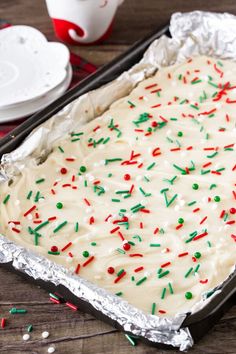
<box><xmin>0</xmin><ymin>1</ymin><xmax>236</xmax><ymax>353</ymax></box>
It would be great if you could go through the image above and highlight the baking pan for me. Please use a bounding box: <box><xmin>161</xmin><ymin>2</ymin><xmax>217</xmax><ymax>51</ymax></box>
<box><xmin>0</xmin><ymin>22</ymin><xmax>235</xmax><ymax>348</ymax></box>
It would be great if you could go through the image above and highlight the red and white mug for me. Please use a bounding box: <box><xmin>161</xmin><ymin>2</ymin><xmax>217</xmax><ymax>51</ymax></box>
<box><xmin>45</xmin><ymin>0</ymin><xmax>124</xmax><ymax>45</ymax></box>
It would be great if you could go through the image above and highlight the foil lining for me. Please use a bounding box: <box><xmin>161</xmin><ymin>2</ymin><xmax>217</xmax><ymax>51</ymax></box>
<box><xmin>1</xmin><ymin>11</ymin><xmax>236</xmax><ymax>350</ymax></box>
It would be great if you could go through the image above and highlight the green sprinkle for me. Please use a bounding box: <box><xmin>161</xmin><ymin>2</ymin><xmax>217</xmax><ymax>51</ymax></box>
<box><xmin>161</xmin><ymin>287</ymin><xmax>166</xmax><ymax>299</ymax></box>
<box><xmin>185</xmin><ymin>267</ymin><xmax>193</xmax><ymax>278</ymax></box>
<box><xmin>117</xmin><ymin>269</ymin><xmax>125</xmax><ymax>277</ymax></box>
<box><xmin>83</xmin><ymin>250</ymin><xmax>89</xmax><ymax>258</ymax></box>
<box><xmin>190</xmin><ymin>104</ymin><xmax>200</xmax><ymax>110</ymax></box>
<box><xmin>115</xmin><ymin>292</ymin><xmax>123</xmax><ymax>296</ymax></box>
<box><xmin>180</xmin><ymin>99</ymin><xmax>187</xmax><ymax>105</ymax></box>
<box><xmin>136</xmin><ymin>276</ymin><xmax>147</xmax><ymax>286</ymax></box>
<box><xmin>208</xmin><ymin>81</ymin><xmax>218</xmax><ymax>88</ymax></box>
<box><xmin>49</xmin><ymin>293</ymin><xmax>60</xmax><ymax>301</ymax></box>
<box><xmin>158</xmin><ymin>270</ymin><xmax>169</xmax><ymax>279</ymax></box>
<box><xmin>108</xmin><ymin>173</ymin><xmax>112</xmax><ymax>178</ymax></box>
<box><xmin>34</xmin><ymin>220</ymin><xmax>49</xmax><ymax>232</ymax></box>
<box><xmin>209</xmin><ymin>184</ymin><xmax>217</xmax><ymax>190</ymax></box>
<box><xmin>125</xmin><ymin>334</ymin><xmax>136</xmax><ymax>346</ymax></box>
<box><xmin>116</xmin><ymin>248</ymin><xmax>126</xmax><ymax>254</ymax></box>
<box><xmin>223</xmin><ymin>213</ymin><xmax>229</xmax><ymax>222</ymax></box>
<box><xmin>27</xmin><ymin>191</ymin><xmax>33</xmax><ymax>200</ymax></box>
<box><xmin>71</xmin><ymin>132</ymin><xmax>84</xmax><ymax>137</ymax></box>
<box><xmin>214</xmin><ymin>195</ymin><xmax>221</xmax><ymax>202</ymax></box>
<box><xmin>56</xmin><ymin>202</ymin><xmax>63</xmax><ymax>209</ymax></box>
<box><xmin>201</xmin><ymin>169</ymin><xmax>210</xmax><ymax>175</ymax></box>
<box><xmin>48</xmin><ymin>251</ymin><xmax>60</xmax><ymax>255</ymax></box>
<box><xmin>58</xmin><ymin>146</ymin><xmax>64</xmax><ymax>153</ymax></box>
<box><xmin>173</xmin><ymin>164</ymin><xmax>187</xmax><ymax>174</ymax></box>
<box><xmin>163</xmin><ymin>175</ymin><xmax>177</xmax><ymax>185</ymax></box>
<box><xmin>185</xmin><ymin>291</ymin><xmax>193</xmax><ymax>300</ymax></box>
<box><xmin>84</xmin><ymin>180</ymin><xmax>88</xmax><ymax>187</ymax></box>
<box><xmin>116</xmin><ymin>190</ymin><xmax>129</xmax><ymax>194</ymax></box>
<box><xmin>207</xmin><ymin>151</ymin><xmax>218</xmax><ymax>158</ymax></box>
<box><xmin>35</xmin><ymin>178</ymin><xmax>45</xmax><ymax>184</ymax></box>
<box><xmin>139</xmin><ymin>187</ymin><xmax>151</xmax><ymax>197</ymax></box>
<box><xmin>191</xmin><ymin>79</ymin><xmax>202</xmax><ymax>84</ymax></box>
<box><xmin>53</xmin><ymin>221</ymin><xmax>67</xmax><ymax>233</ymax></box>
<box><xmin>188</xmin><ymin>200</ymin><xmax>197</xmax><ymax>206</ymax></box>
<box><xmin>75</xmin><ymin>222</ymin><xmax>79</xmax><ymax>232</ymax></box>
<box><xmin>71</xmin><ymin>138</ymin><xmax>81</xmax><ymax>142</ymax></box>
<box><xmin>128</xmin><ymin>100</ymin><xmax>135</xmax><ymax>107</ymax></box>
<box><xmin>103</xmin><ymin>137</ymin><xmax>110</xmax><ymax>144</ymax></box>
<box><xmin>9</xmin><ymin>308</ymin><xmax>27</xmax><ymax>314</ymax></box>
<box><xmin>194</xmin><ymin>264</ymin><xmax>200</xmax><ymax>273</ymax></box>
<box><xmin>194</xmin><ymin>252</ymin><xmax>201</xmax><ymax>259</ymax></box>
<box><xmin>178</xmin><ymin>218</ymin><xmax>184</xmax><ymax>224</ymax></box>
<box><xmin>192</xmin><ymin>183</ymin><xmax>199</xmax><ymax>190</ymax></box>
<box><xmin>105</xmin><ymin>158</ymin><xmax>122</xmax><ymax>165</ymax></box>
<box><xmin>80</xmin><ymin>166</ymin><xmax>86</xmax><ymax>173</ymax></box>
<box><xmin>111</xmin><ymin>198</ymin><xmax>120</xmax><ymax>202</ymax></box>
<box><xmin>149</xmin><ymin>243</ymin><xmax>161</xmax><ymax>247</ymax></box>
<box><xmin>3</xmin><ymin>194</ymin><xmax>10</xmax><ymax>204</ymax></box>
<box><xmin>91</xmin><ymin>242</ymin><xmax>97</xmax><ymax>246</ymax></box>
<box><xmin>34</xmin><ymin>233</ymin><xmax>39</xmax><ymax>246</ymax></box>
<box><xmin>147</xmin><ymin>162</ymin><xmax>155</xmax><ymax>170</ymax></box>
<box><xmin>133</xmin><ymin>235</ymin><xmax>142</xmax><ymax>242</ymax></box>
<box><xmin>151</xmin><ymin>302</ymin><xmax>156</xmax><ymax>315</ymax></box>
<box><xmin>27</xmin><ymin>324</ymin><xmax>33</xmax><ymax>332</ymax></box>
<box><xmin>167</xmin><ymin>193</ymin><xmax>178</xmax><ymax>207</ymax></box>
<box><xmin>177</xmin><ymin>131</ymin><xmax>183</xmax><ymax>137</ymax></box>
<box><xmin>168</xmin><ymin>282</ymin><xmax>174</xmax><ymax>294</ymax></box>
<box><xmin>207</xmin><ymin>241</ymin><xmax>212</xmax><ymax>247</ymax></box>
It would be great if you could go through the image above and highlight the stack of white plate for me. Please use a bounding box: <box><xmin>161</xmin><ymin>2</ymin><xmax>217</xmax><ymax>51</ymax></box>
<box><xmin>0</xmin><ymin>26</ymin><xmax>72</xmax><ymax>123</ymax></box>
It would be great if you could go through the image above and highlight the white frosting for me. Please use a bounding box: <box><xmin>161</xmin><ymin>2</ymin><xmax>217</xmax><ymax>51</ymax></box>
<box><xmin>0</xmin><ymin>56</ymin><xmax>235</xmax><ymax>317</ymax></box>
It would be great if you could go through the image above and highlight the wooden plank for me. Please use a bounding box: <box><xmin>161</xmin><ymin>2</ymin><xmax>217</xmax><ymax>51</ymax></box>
<box><xmin>0</xmin><ymin>0</ymin><xmax>236</xmax><ymax>353</ymax></box>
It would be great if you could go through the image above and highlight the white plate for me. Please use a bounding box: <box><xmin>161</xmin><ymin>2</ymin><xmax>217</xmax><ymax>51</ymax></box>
<box><xmin>0</xmin><ymin>64</ymin><xmax>72</xmax><ymax>123</ymax></box>
<box><xmin>0</xmin><ymin>26</ymin><xmax>70</xmax><ymax>108</ymax></box>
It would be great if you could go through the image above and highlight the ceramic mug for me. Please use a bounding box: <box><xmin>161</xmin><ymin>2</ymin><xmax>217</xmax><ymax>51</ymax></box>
<box><xmin>45</xmin><ymin>0</ymin><xmax>124</xmax><ymax>45</ymax></box>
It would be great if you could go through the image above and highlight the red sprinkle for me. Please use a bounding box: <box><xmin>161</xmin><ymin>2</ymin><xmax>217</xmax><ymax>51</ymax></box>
<box><xmin>61</xmin><ymin>242</ymin><xmax>72</xmax><ymax>252</ymax></box>
<box><xmin>75</xmin><ymin>264</ymin><xmax>81</xmax><ymax>274</ymax></box>
<box><xmin>50</xmin><ymin>297</ymin><xmax>60</xmax><ymax>304</ymax></box>
<box><xmin>60</xmin><ymin>167</ymin><xmax>67</xmax><ymax>174</ymax></box>
<box><xmin>161</xmin><ymin>262</ymin><xmax>171</xmax><ymax>268</ymax></box>
<box><xmin>123</xmin><ymin>242</ymin><xmax>131</xmax><ymax>251</ymax></box>
<box><xmin>134</xmin><ymin>266</ymin><xmax>144</xmax><ymax>273</ymax></box>
<box><xmin>12</xmin><ymin>227</ymin><xmax>21</xmax><ymax>233</ymax></box>
<box><xmin>110</xmin><ymin>226</ymin><xmax>120</xmax><ymax>234</ymax></box>
<box><xmin>200</xmin><ymin>216</ymin><xmax>208</xmax><ymax>225</ymax></box>
<box><xmin>83</xmin><ymin>256</ymin><xmax>95</xmax><ymax>267</ymax></box>
<box><xmin>178</xmin><ymin>252</ymin><xmax>189</xmax><ymax>257</ymax></box>
<box><xmin>129</xmin><ymin>253</ymin><xmax>143</xmax><ymax>257</ymax></box>
<box><xmin>1</xmin><ymin>318</ymin><xmax>6</xmax><ymax>328</ymax></box>
<box><xmin>200</xmin><ymin>279</ymin><xmax>208</xmax><ymax>284</ymax></box>
<box><xmin>51</xmin><ymin>246</ymin><xmax>58</xmax><ymax>253</ymax></box>
<box><xmin>193</xmin><ymin>232</ymin><xmax>208</xmax><ymax>241</ymax></box>
<box><xmin>124</xmin><ymin>174</ymin><xmax>131</xmax><ymax>181</ymax></box>
<box><xmin>23</xmin><ymin>205</ymin><xmax>36</xmax><ymax>217</ymax></box>
<box><xmin>107</xmin><ymin>267</ymin><xmax>115</xmax><ymax>274</ymax></box>
<box><xmin>230</xmin><ymin>208</ymin><xmax>236</xmax><ymax>214</ymax></box>
<box><xmin>114</xmin><ymin>271</ymin><xmax>126</xmax><ymax>283</ymax></box>
<box><xmin>66</xmin><ymin>302</ymin><xmax>78</xmax><ymax>311</ymax></box>
<box><xmin>84</xmin><ymin>198</ymin><xmax>91</xmax><ymax>206</ymax></box>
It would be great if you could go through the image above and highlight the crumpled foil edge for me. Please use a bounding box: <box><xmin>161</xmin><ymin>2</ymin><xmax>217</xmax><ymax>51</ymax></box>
<box><xmin>1</xmin><ymin>10</ymin><xmax>236</xmax><ymax>350</ymax></box>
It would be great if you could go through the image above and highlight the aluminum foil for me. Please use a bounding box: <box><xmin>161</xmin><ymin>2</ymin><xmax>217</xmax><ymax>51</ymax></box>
<box><xmin>1</xmin><ymin>11</ymin><xmax>236</xmax><ymax>350</ymax></box>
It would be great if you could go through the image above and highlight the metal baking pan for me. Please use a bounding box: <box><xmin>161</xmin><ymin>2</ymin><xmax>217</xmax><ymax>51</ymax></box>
<box><xmin>0</xmin><ymin>23</ymin><xmax>235</xmax><ymax>348</ymax></box>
